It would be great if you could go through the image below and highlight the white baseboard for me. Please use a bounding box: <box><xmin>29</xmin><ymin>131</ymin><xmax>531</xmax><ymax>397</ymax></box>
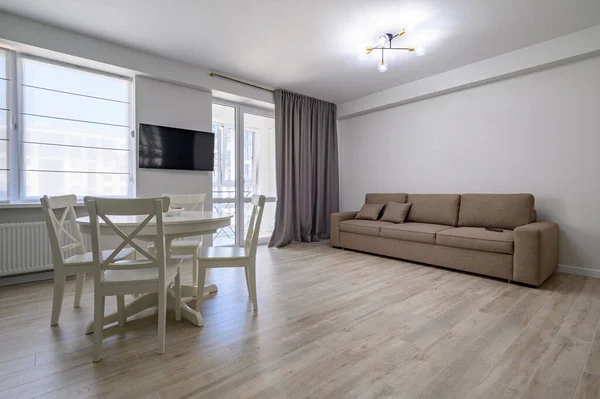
<box><xmin>0</xmin><ymin>271</ymin><xmax>55</xmax><ymax>287</ymax></box>
<box><xmin>558</xmin><ymin>264</ymin><xmax>600</xmax><ymax>279</ymax></box>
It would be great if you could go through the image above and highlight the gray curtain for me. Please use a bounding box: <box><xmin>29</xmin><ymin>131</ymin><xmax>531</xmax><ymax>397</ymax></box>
<box><xmin>269</xmin><ymin>90</ymin><xmax>339</xmax><ymax>248</ymax></box>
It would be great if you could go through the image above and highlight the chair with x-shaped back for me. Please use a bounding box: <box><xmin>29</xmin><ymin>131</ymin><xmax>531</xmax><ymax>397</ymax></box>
<box><xmin>85</xmin><ymin>196</ymin><xmax>182</xmax><ymax>361</ymax></box>
<box><xmin>41</xmin><ymin>194</ymin><xmax>134</xmax><ymax>326</ymax></box>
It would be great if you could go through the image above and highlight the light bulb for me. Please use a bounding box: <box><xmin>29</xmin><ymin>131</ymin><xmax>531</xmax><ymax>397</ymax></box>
<box><xmin>355</xmin><ymin>44</ymin><xmax>369</xmax><ymax>60</ymax></box>
<box><xmin>415</xmin><ymin>46</ymin><xmax>426</xmax><ymax>56</ymax></box>
<box><xmin>376</xmin><ymin>34</ymin><xmax>389</xmax><ymax>47</ymax></box>
<box><xmin>377</xmin><ymin>60</ymin><xmax>388</xmax><ymax>73</ymax></box>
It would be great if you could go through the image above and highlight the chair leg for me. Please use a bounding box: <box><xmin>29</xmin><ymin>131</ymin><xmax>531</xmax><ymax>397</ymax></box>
<box><xmin>117</xmin><ymin>295</ymin><xmax>126</xmax><ymax>326</ymax></box>
<box><xmin>196</xmin><ymin>261</ymin><xmax>207</xmax><ymax>313</ymax></box>
<box><xmin>93</xmin><ymin>295</ymin><xmax>105</xmax><ymax>362</ymax></box>
<box><xmin>192</xmin><ymin>255</ymin><xmax>198</xmax><ymax>286</ymax></box>
<box><xmin>248</xmin><ymin>264</ymin><xmax>258</xmax><ymax>312</ymax></box>
<box><xmin>51</xmin><ymin>271</ymin><xmax>66</xmax><ymax>326</ymax></box>
<box><xmin>158</xmin><ymin>286</ymin><xmax>166</xmax><ymax>355</ymax></box>
<box><xmin>175</xmin><ymin>272</ymin><xmax>182</xmax><ymax>321</ymax></box>
<box><xmin>244</xmin><ymin>267</ymin><xmax>251</xmax><ymax>298</ymax></box>
<box><xmin>74</xmin><ymin>272</ymin><xmax>85</xmax><ymax>308</ymax></box>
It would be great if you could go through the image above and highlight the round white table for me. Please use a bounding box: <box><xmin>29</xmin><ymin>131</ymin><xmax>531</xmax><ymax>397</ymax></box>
<box><xmin>76</xmin><ymin>211</ymin><xmax>233</xmax><ymax>333</ymax></box>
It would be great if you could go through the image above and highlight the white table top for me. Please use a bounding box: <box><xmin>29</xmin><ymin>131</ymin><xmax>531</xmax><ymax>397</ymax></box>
<box><xmin>76</xmin><ymin>211</ymin><xmax>233</xmax><ymax>238</ymax></box>
<box><xmin>76</xmin><ymin>211</ymin><xmax>232</xmax><ymax>226</ymax></box>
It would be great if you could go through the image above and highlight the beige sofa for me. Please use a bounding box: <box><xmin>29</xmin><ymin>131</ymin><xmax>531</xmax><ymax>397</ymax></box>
<box><xmin>330</xmin><ymin>193</ymin><xmax>559</xmax><ymax>286</ymax></box>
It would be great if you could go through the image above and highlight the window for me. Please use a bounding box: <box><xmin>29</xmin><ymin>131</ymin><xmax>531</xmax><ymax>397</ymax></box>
<box><xmin>243</xmin><ymin>130</ymin><xmax>256</xmax><ymax>184</ymax></box>
<box><xmin>0</xmin><ymin>50</ymin><xmax>8</xmax><ymax>201</ymax></box>
<box><xmin>212</xmin><ymin>121</ymin><xmax>236</xmax><ymax>194</ymax></box>
<box><xmin>0</xmin><ymin>51</ymin><xmax>133</xmax><ymax>203</ymax></box>
<box><xmin>19</xmin><ymin>58</ymin><xmax>132</xmax><ymax>199</ymax></box>
<box><xmin>211</xmin><ymin>102</ymin><xmax>275</xmax><ymax>246</ymax></box>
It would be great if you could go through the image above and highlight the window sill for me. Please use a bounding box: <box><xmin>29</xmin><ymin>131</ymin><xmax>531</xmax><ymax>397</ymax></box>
<box><xmin>0</xmin><ymin>201</ymin><xmax>86</xmax><ymax>209</ymax></box>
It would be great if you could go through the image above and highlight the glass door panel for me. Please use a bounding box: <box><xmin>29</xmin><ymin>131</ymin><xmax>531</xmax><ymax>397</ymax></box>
<box><xmin>212</xmin><ymin>104</ymin><xmax>237</xmax><ymax>246</ymax></box>
<box><xmin>242</xmin><ymin>113</ymin><xmax>276</xmax><ymax>243</ymax></box>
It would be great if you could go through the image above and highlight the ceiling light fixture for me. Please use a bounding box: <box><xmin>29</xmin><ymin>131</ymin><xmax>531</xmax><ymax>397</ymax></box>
<box><xmin>363</xmin><ymin>28</ymin><xmax>425</xmax><ymax>72</ymax></box>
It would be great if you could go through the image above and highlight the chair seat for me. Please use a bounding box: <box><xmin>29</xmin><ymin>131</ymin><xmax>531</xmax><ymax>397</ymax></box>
<box><xmin>436</xmin><ymin>227</ymin><xmax>514</xmax><ymax>254</ymax></box>
<box><xmin>198</xmin><ymin>246</ymin><xmax>249</xmax><ymax>260</ymax></box>
<box><xmin>148</xmin><ymin>240</ymin><xmax>202</xmax><ymax>254</ymax></box>
<box><xmin>149</xmin><ymin>240</ymin><xmax>202</xmax><ymax>250</ymax></box>
<box><xmin>380</xmin><ymin>222</ymin><xmax>454</xmax><ymax>244</ymax></box>
<box><xmin>171</xmin><ymin>240</ymin><xmax>202</xmax><ymax>249</ymax></box>
<box><xmin>102</xmin><ymin>258</ymin><xmax>182</xmax><ymax>283</ymax></box>
<box><xmin>64</xmin><ymin>247</ymin><xmax>135</xmax><ymax>265</ymax></box>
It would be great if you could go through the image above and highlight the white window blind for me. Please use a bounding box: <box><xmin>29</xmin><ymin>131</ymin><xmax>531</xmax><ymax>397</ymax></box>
<box><xmin>0</xmin><ymin>50</ymin><xmax>8</xmax><ymax>201</ymax></box>
<box><xmin>20</xmin><ymin>58</ymin><xmax>131</xmax><ymax>199</ymax></box>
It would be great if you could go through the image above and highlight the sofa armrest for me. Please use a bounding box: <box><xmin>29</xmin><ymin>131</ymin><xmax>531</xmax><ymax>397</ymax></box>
<box><xmin>330</xmin><ymin>211</ymin><xmax>358</xmax><ymax>247</ymax></box>
<box><xmin>513</xmin><ymin>222</ymin><xmax>559</xmax><ymax>286</ymax></box>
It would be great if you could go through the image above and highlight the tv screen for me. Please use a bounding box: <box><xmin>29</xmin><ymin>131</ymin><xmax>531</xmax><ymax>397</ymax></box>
<box><xmin>138</xmin><ymin>123</ymin><xmax>215</xmax><ymax>171</ymax></box>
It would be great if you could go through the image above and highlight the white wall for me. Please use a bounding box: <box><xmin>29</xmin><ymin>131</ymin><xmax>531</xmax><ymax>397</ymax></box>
<box><xmin>135</xmin><ymin>76</ymin><xmax>213</xmax><ymax>206</ymax></box>
<box><xmin>338</xmin><ymin>55</ymin><xmax>600</xmax><ymax>272</ymax></box>
<box><xmin>338</xmin><ymin>25</ymin><xmax>600</xmax><ymax>119</ymax></box>
<box><xmin>0</xmin><ymin>11</ymin><xmax>273</xmax><ymax>105</ymax></box>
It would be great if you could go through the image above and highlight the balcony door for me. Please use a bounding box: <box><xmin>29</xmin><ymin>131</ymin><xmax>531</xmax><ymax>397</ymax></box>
<box><xmin>212</xmin><ymin>103</ymin><xmax>275</xmax><ymax>246</ymax></box>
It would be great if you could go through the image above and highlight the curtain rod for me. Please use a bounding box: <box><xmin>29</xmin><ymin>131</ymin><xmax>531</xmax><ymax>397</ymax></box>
<box><xmin>209</xmin><ymin>72</ymin><xmax>274</xmax><ymax>93</ymax></box>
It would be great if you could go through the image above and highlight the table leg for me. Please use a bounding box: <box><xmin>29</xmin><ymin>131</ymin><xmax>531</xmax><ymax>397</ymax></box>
<box><xmin>85</xmin><ymin>293</ymin><xmax>158</xmax><ymax>334</ymax></box>
<box><xmin>84</xmin><ymin>285</ymin><xmax>216</xmax><ymax>334</ymax></box>
<box><xmin>180</xmin><ymin>283</ymin><xmax>218</xmax><ymax>298</ymax></box>
<box><xmin>172</xmin><ymin>295</ymin><xmax>203</xmax><ymax>327</ymax></box>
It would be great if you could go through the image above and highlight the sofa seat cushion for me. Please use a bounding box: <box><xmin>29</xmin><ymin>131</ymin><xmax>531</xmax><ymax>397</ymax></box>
<box><xmin>380</xmin><ymin>222</ymin><xmax>454</xmax><ymax>244</ymax></box>
<box><xmin>436</xmin><ymin>227</ymin><xmax>514</xmax><ymax>254</ymax></box>
<box><xmin>339</xmin><ymin>220</ymin><xmax>394</xmax><ymax>237</ymax></box>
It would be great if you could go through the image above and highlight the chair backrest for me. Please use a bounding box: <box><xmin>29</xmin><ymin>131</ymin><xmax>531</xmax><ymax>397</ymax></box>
<box><xmin>244</xmin><ymin>195</ymin><xmax>267</xmax><ymax>256</ymax></box>
<box><xmin>163</xmin><ymin>193</ymin><xmax>206</xmax><ymax>212</ymax></box>
<box><xmin>84</xmin><ymin>197</ymin><xmax>170</xmax><ymax>278</ymax></box>
<box><xmin>40</xmin><ymin>194</ymin><xmax>85</xmax><ymax>265</ymax></box>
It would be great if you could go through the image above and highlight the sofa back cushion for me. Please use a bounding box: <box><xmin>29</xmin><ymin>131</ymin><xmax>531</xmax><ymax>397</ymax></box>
<box><xmin>380</xmin><ymin>202</ymin><xmax>412</xmax><ymax>223</ymax></box>
<box><xmin>458</xmin><ymin>193</ymin><xmax>535</xmax><ymax>229</ymax></box>
<box><xmin>365</xmin><ymin>193</ymin><xmax>407</xmax><ymax>205</ymax></box>
<box><xmin>355</xmin><ymin>203</ymin><xmax>385</xmax><ymax>221</ymax></box>
<box><xmin>406</xmin><ymin>194</ymin><xmax>461</xmax><ymax>226</ymax></box>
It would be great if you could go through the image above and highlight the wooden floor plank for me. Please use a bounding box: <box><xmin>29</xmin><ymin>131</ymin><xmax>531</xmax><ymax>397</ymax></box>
<box><xmin>416</xmin><ymin>336</ymin><xmax>511</xmax><ymax>399</ymax></box>
<box><xmin>482</xmin><ymin>291</ymin><xmax>553</xmax><ymax>345</ymax></box>
<box><xmin>478</xmin><ymin>284</ymin><xmax>529</xmax><ymax>316</ymax></box>
<box><xmin>521</xmin><ymin>334</ymin><xmax>591</xmax><ymax>399</ymax></box>
<box><xmin>544</xmin><ymin>274</ymin><xmax>588</xmax><ymax>314</ymax></box>
<box><xmin>560</xmin><ymin>278</ymin><xmax>600</xmax><ymax>342</ymax></box>
<box><xmin>584</xmin><ymin>323</ymin><xmax>600</xmax><ymax>377</ymax></box>
<box><xmin>0</xmin><ymin>243</ymin><xmax>595</xmax><ymax>399</ymax></box>
<box><xmin>467</xmin><ymin>309</ymin><xmax>566</xmax><ymax>399</ymax></box>
<box><xmin>575</xmin><ymin>373</ymin><xmax>600</xmax><ymax>399</ymax></box>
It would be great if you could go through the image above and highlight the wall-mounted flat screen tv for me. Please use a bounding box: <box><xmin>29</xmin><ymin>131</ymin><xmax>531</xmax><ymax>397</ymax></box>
<box><xmin>138</xmin><ymin>123</ymin><xmax>215</xmax><ymax>171</ymax></box>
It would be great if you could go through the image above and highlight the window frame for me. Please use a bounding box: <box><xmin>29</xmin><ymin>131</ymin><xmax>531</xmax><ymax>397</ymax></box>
<box><xmin>211</xmin><ymin>99</ymin><xmax>275</xmax><ymax>246</ymax></box>
<box><xmin>0</xmin><ymin>50</ymin><xmax>135</xmax><ymax>203</ymax></box>
<box><xmin>5</xmin><ymin>49</ymin><xmax>18</xmax><ymax>202</ymax></box>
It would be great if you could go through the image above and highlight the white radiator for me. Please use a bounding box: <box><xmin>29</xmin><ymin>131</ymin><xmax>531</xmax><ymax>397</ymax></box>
<box><xmin>0</xmin><ymin>222</ymin><xmax>91</xmax><ymax>277</ymax></box>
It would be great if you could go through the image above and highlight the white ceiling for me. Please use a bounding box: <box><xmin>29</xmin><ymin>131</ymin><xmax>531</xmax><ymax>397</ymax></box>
<box><xmin>0</xmin><ymin>0</ymin><xmax>599</xmax><ymax>104</ymax></box>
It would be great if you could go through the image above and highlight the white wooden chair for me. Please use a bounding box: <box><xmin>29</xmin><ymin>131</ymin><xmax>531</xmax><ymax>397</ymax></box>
<box><xmin>149</xmin><ymin>193</ymin><xmax>206</xmax><ymax>284</ymax></box>
<box><xmin>84</xmin><ymin>196</ymin><xmax>182</xmax><ymax>362</ymax></box>
<box><xmin>40</xmin><ymin>194</ymin><xmax>134</xmax><ymax>326</ymax></box>
<box><xmin>196</xmin><ymin>195</ymin><xmax>266</xmax><ymax>312</ymax></box>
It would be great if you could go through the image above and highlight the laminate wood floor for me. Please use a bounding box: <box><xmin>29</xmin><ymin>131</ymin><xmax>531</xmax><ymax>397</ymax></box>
<box><xmin>1</xmin><ymin>242</ymin><xmax>599</xmax><ymax>399</ymax></box>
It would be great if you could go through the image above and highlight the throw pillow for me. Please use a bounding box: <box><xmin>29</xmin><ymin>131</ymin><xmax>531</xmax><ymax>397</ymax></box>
<box><xmin>380</xmin><ymin>202</ymin><xmax>412</xmax><ymax>223</ymax></box>
<box><xmin>355</xmin><ymin>203</ymin><xmax>385</xmax><ymax>220</ymax></box>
